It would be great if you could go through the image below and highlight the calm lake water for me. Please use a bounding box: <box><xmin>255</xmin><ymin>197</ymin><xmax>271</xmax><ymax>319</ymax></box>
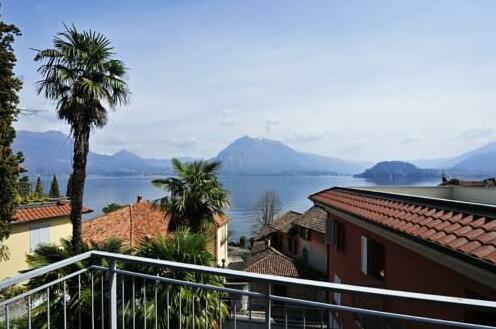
<box><xmin>43</xmin><ymin>175</ymin><xmax>439</xmax><ymax>241</ymax></box>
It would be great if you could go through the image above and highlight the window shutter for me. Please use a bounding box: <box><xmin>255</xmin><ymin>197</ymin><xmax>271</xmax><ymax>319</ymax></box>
<box><xmin>336</xmin><ymin>222</ymin><xmax>345</xmax><ymax>251</ymax></box>
<box><xmin>30</xmin><ymin>225</ymin><xmax>50</xmax><ymax>251</ymax></box>
<box><xmin>30</xmin><ymin>227</ymin><xmax>40</xmax><ymax>251</ymax></box>
<box><xmin>361</xmin><ymin>236</ymin><xmax>368</xmax><ymax>274</ymax></box>
<box><xmin>326</xmin><ymin>217</ymin><xmax>334</xmax><ymax>243</ymax></box>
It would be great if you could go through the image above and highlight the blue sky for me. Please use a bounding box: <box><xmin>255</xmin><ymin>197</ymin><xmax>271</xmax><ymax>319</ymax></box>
<box><xmin>4</xmin><ymin>0</ymin><xmax>496</xmax><ymax>161</ymax></box>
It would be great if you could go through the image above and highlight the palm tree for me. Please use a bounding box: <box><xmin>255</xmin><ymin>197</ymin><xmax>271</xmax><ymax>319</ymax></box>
<box><xmin>152</xmin><ymin>159</ymin><xmax>230</xmax><ymax>232</ymax></box>
<box><xmin>34</xmin><ymin>25</ymin><xmax>130</xmax><ymax>253</ymax></box>
<box><xmin>25</xmin><ymin>238</ymin><xmax>131</xmax><ymax>329</ymax></box>
<box><xmin>135</xmin><ymin>229</ymin><xmax>229</xmax><ymax>329</ymax></box>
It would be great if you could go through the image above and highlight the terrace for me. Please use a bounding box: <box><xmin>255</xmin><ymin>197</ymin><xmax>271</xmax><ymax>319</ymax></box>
<box><xmin>1</xmin><ymin>251</ymin><xmax>495</xmax><ymax>329</ymax></box>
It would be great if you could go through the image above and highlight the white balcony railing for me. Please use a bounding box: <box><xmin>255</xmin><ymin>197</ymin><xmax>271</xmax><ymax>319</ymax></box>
<box><xmin>0</xmin><ymin>251</ymin><xmax>495</xmax><ymax>329</ymax></box>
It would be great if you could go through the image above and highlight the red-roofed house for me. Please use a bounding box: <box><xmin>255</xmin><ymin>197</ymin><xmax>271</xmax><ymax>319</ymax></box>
<box><xmin>310</xmin><ymin>186</ymin><xmax>496</xmax><ymax>328</ymax></box>
<box><xmin>82</xmin><ymin>199</ymin><xmax>170</xmax><ymax>247</ymax></box>
<box><xmin>0</xmin><ymin>200</ymin><xmax>93</xmax><ymax>280</ymax></box>
<box><xmin>82</xmin><ymin>197</ymin><xmax>230</xmax><ymax>267</ymax></box>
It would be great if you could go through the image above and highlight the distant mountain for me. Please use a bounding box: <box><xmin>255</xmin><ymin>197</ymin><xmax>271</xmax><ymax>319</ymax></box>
<box><xmin>15</xmin><ymin>131</ymin><xmax>367</xmax><ymax>177</ymax></box>
<box><xmin>14</xmin><ymin>130</ymin><xmax>172</xmax><ymax>176</ymax></box>
<box><xmin>413</xmin><ymin>142</ymin><xmax>496</xmax><ymax>176</ymax></box>
<box><xmin>451</xmin><ymin>152</ymin><xmax>496</xmax><ymax>175</ymax></box>
<box><xmin>414</xmin><ymin>142</ymin><xmax>496</xmax><ymax>169</ymax></box>
<box><xmin>213</xmin><ymin>136</ymin><xmax>368</xmax><ymax>175</ymax></box>
<box><xmin>355</xmin><ymin>161</ymin><xmax>440</xmax><ymax>183</ymax></box>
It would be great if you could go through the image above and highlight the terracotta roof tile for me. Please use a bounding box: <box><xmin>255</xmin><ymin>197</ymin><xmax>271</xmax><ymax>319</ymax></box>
<box><xmin>444</xmin><ymin>223</ymin><xmax>462</xmax><ymax>234</ymax></box>
<box><xmin>458</xmin><ymin>241</ymin><xmax>481</xmax><ymax>253</ymax></box>
<box><xmin>429</xmin><ymin>231</ymin><xmax>446</xmax><ymax>242</ymax></box>
<box><xmin>484</xmin><ymin>251</ymin><xmax>496</xmax><ymax>264</ymax></box>
<box><xmin>453</xmin><ymin>226</ymin><xmax>473</xmax><ymax>236</ymax></box>
<box><xmin>82</xmin><ymin>201</ymin><xmax>170</xmax><ymax>247</ymax></box>
<box><xmin>293</xmin><ymin>206</ymin><xmax>327</xmax><ymax>234</ymax></box>
<box><xmin>244</xmin><ymin>245</ymin><xmax>325</xmax><ymax>279</ymax></box>
<box><xmin>471</xmin><ymin>245</ymin><xmax>496</xmax><ymax>259</ymax></box>
<box><xmin>15</xmin><ymin>201</ymin><xmax>92</xmax><ymax>224</ymax></box>
<box><xmin>483</xmin><ymin>219</ymin><xmax>496</xmax><ymax>230</ymax></box>
<box><xmin>256</xmin><ymin>224</ymin><xmax>273</xmax><ymax>241</ymax></box>
<box><xmin>244</xmin><ymin>246</ymin><xmax>300</xmax><ymax>278</ymax></box>
<box><xmin>310</xmin><ymin>188</ymin><xmax>496</xmax><ymax>267</ymax></box>
<box><xmin>477</xmin><ymin>231</ymin><xmax>496</xmax><ymax>244</ymax></box>
<box><xmin>448</xmin><ymin>237</ymin><xmax>468</xmax><ymax>249</ymax></box>
<box><xmin>271</xmin><ymin>211</ymin><xmax>301</xmax><ymax>234</ymax></box>
<box><xmin>465</xmin><ymin>228</ymin><xmax>485</xmax><ymax>240</ymax></box>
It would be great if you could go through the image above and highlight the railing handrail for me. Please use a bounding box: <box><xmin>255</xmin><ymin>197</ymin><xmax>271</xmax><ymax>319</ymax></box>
<box><xmin>91</xmin><ymin>251</ymin><xmax>496</xmax><ymax>310</ymax></box>
<box><xmin>2</xmin><ymin>250</ymin><xmax>496</xmax><ymax>312</ymax></box>
<box><xmin>0</xmin><ymin>251</ymin><xmax>92</xmax><ymax>290</ymax></box>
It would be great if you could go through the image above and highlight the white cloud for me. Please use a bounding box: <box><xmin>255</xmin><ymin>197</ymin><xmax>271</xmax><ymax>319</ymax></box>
<box><xmin>264</xmin><ymin>118</ymin><xmax>281</xmax><ymax>134</ymax></box>
<box><xmin>400</xmin><ymin>132</ymin><xmax>423</xmax><ymax>144</ymax></box>
<box><xmin>454</xmin><ymin>124</ymin><xmax>496</xmax><ymax>140</ymax></box>
<box><xmin>220</xmin><ymin>108</ymin><xmax>237</xmax><ymax>126</ymax></box>
<box><xmin>161</xmin><ymin>136</ymin><xmax>198</xmax><ymax>149</ymax></box>
<box><xmin>286</xmin><ymin>127</ymin><xmax>333</xmax><ymax>143</ymax></box>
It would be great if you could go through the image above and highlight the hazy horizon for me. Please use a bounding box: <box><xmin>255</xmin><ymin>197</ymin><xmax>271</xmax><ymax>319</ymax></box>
<box><xmin>5</xmin><ymin>0</ymin><xmax>496</xmax><ymax>162</ymax></box>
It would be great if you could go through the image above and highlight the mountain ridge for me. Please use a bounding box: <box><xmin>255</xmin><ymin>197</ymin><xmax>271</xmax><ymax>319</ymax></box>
<box><xmin>14</xmin><ymin>131</ymin><xmax>368</xmax><ymax>176</ymax></box>
<box><xmin>212</xmin><ymin>136</ymin><xmax>368</xmax><ymax>175</ymax></box>
<box><xmin>14</xmin><ymin>130</ymin><xmax>496</xmax><ymax>177</ymax></box>
<box><xmin>355</xmin><ymin>161</ymin><xmax>440</xmax><ymax>183</ymax></box>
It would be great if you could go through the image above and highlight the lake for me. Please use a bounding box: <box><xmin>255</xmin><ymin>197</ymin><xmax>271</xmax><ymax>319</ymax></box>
<box><xmin>44</xmin><ymin>175</ymin><xmax>439</xmax><ymax>241</ymax></box>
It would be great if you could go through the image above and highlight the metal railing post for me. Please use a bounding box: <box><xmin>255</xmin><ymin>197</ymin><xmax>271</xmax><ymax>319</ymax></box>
<box><xmin>109</xmin><ymin>260</ymin><xmax>118</xmax><ymax>329</ymax></box>
<box><xmin>266</xmin><ymin>283</ymin><xmax>272</xmax><ymax>329</ymax></box>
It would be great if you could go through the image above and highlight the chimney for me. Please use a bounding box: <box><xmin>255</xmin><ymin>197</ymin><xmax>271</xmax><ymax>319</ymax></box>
<box><xmin>136</xmin><ymin>195</ymin><xmax>143</xmax><ymax>203</ymax></box>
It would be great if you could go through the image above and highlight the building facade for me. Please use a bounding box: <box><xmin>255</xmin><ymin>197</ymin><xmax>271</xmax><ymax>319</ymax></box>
<box><xmin>310</xmin><ymin>186</ymin><xmax>496</xmax><ymax>328</ymax></box>
<box><xmin>1</xmin><ymin>201</ymin><xmax>92</xmax><ymax>280</ymax></box>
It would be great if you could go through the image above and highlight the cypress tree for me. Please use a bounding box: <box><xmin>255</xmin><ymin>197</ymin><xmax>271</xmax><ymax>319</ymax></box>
<box><xmin>0</xmin><ymin>16</ymin><xmax>22</xmax><ymax>261</ymax></box>
<box><xmin>34</xmin><ymin>176</ymin><xmax>43</xmax><ymax>198</ymax></box>
<box><xmin>66</xmin><ymin>174</ymin><xmax>73</xmax><ymax>198</ymax></box>
<box><xmin>49</xmin><ymin>174</ymin><xmax>60</xmax><ymax>198</ymax></box>
<box><xmin>18</xmin><ymin>175</ymin><xmax>30</xmax><ymax>199</ymax></box>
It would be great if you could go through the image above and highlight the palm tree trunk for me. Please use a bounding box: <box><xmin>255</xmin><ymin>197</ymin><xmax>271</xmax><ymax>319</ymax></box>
<box><xmin>70</xmin><ymin>126</ymin><xmax>90</xmax><ymax>254</ymax></box>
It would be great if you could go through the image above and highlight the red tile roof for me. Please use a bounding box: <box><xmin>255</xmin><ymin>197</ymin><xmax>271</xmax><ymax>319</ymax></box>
<box><xmin>311</xmin><ymin>187</ymin><xmax>496</xmax><ymax>267</ymax></box>
<box><xmin>293</xmin><ymin>206</ymin><xmax>327</xmax><ymax>234</ymax></box>
<box><xmin>15</xmin><ymin>201</ymin><xmax>92</xmax><ymax>224</ymax></box>
<box><xmin>255</xmin><ymin>224</ymin><xmax>273</xmax><ymax>241</ymax></box>
<box><xmin>244</xmin><ymin>244</ymin><xmax>300</xmax><ymax>277</ymax></box>
<box><xmin>271</xmin><ymin>211</ymin><xmax>301</xmax><ymax>234</ymax></box>
<box><xmin>244</xmin><ymin>241</ymin><xmax>326</xmax><ymax>279</ymax></box>
<box><xmin>82</xmin><ymin>201</ymin><xmax>170</xmax><ymax>247</ymax></box>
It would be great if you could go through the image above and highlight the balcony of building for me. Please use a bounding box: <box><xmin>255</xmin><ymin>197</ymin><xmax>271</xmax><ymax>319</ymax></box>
<box><xmin>0</xmin><ymin>251</ymin><xmax>495</xmax><ymax>329</ymax></box>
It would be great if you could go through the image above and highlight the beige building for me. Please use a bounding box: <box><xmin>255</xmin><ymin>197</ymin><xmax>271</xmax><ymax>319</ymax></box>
<box><xmin>212</xmin><ymin>214</ymin><xmax>229</xmax><ymax>267</ymax></box>
<box><xmin>0</xmin><ymin>201</ymin><xmax>92</xmax><ymax>280</ymax></box>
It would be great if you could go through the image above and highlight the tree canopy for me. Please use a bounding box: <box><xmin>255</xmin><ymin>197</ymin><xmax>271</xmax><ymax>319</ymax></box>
<box><xmin>34</xmin><ymin>176</ymin><xmax>44</xmax><ymax>198</ymax></box>
<box><xmin>49</xmin><ymin>174</ymin><xmax>60</xmax><ymax>198</ymax></box>
<box><xmin>34</xmin><ymin>25</ymin><xmax>130</xmax><ymax>253</ymax></box>
<box><xmin>0</xmin><ymin>16</ymin><xmax>22</xmax><ymax>261</ymax></box>
<box><xmin>252</xmin><ymin>190</ymin><xmax>282</xmax><ymax>234</ymax></box>
<box><xmin>152</xmin><ymin>159</ymin><xmax>230</xmax><ymax>232</ymax></box>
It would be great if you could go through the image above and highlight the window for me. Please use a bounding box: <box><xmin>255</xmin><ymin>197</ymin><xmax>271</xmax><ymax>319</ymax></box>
<box><xmin>361</xmin><ymin>236</ymin><xmax>385</xmax><ymax>281</ymax></box>
<box><xmin>299</xmin><ymin>227</ymin><xmax>311</xmax><ymax>240</ymax></box>
<box><xmin>30</xmin><ymin>225</ymin><xmax>50</xmax><ymax>251</ymax></box>
<box><xmin>288</xmin><ymin>237</ymin><xmax>298</xmax><ymax>255</ymax></box>
<box><xmin>327</xmin><ymin>217</ymin><xmax>345</xmax><ymax>251</ymax></box>
<box><xmin>302</xmin><ymin>247</ymin><xmax>309</xmax><ymax>264</ymax></box>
